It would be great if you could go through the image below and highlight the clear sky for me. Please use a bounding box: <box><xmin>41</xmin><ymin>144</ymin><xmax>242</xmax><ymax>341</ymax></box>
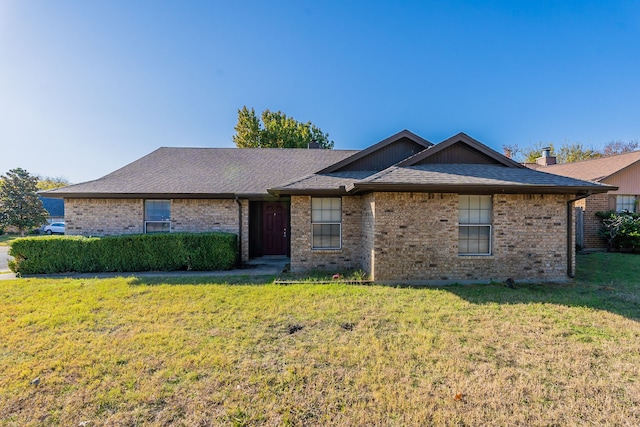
<box><xmin>1</xmin><ymin>0</ymin><xmax>639</xmax><ymax>183</ymax></box>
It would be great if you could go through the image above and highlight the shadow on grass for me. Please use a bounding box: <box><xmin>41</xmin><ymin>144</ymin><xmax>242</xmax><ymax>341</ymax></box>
<box><xmin>129</xmin><ymin>253</ymin><xmax>639</xmax><ymax>320</ymax></box>
<box><xmin>439</xmin><ymin>253</ymin><xmax>640</xmax><ymax>321</ymax></box>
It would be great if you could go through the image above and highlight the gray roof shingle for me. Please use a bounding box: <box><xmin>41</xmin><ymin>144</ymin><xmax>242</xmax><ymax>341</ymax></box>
<box><xmin>45</xmin><ymin>148</ymin><xmax>358</xmax><ymax>197</ymax></box>
<box><xmin>273</xmin><ymin>164</ymin><xmax>614</xmax><ymax>194</ymax></box>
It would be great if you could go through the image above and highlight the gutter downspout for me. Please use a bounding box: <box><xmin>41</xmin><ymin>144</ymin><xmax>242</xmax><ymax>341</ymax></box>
<box><xmin>235</xmin><ymin>195</ymin><xmax>242</xmax><ymax>268</ymax></box>
<box><xmin>567</xmin><ymin>192</ymin><xmax>591</xmax><ymax>278</ymax></box>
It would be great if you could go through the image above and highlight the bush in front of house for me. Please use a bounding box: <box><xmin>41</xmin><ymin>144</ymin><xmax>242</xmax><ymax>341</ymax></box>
<box><xmin>596</xmin><ymin>210</ymin><xmax>640</xmax><ymax>252</ymax></box>
<box><xmin>8</xmin><ymin>232</ymin><xmax>237</xmax><ymax>274</ymax></box>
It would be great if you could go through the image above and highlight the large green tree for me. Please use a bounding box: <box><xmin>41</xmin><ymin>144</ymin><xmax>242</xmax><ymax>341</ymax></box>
<box><xmin>233</xmin><ymin>106</ymin><xmax>334</xmax><ymax>149</ymax></box>
<box><xmin>0</xmin><ymin>168</ymin><xmax>48</xmax><ymax>236</ymax></box>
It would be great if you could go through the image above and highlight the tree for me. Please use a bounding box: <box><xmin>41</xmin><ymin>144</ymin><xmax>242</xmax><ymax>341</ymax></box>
<box><xmin>602</xmin><ymin>140</ymin><xmax>640</xmax><ymax>157</ymax></box>
<box><xmin>233</xmin><ymin>106</ymin><xmax>334</xmax><ymax>149</ymax></box>
<box><xmin>520</xmin><ymin>142</ymin><xmax>601</xmax><ymax>164</ymax></box>
<box><xmin>521</xmin><ymin>142</ymin><xmax>556</xmax><ymax>163</ymax></box>
<box><xmin>37</xmin><ymin>175</ymin><xmax>70</xmax><ymax>191</ymax></box>
<box><xmin>556</xmin><ymin>143</ymin><xmax>601</xmax><ymax>163</ymax></box>
<box><xmin>0</xmin><ymin>168</ymin><xmax>48</xmax><ymax>236</ymax></box>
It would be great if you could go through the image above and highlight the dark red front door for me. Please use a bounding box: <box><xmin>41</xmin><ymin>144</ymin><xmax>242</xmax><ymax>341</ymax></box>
<box><xmin>263</xmin><ymin>202</ymin><xmax>289</xmax><ymax>255</ymax></box>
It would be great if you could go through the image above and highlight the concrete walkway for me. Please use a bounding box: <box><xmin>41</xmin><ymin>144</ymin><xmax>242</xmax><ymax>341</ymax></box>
<box><xmin>0</xmin><ymin>257</ymin><xmax>289</xmax><ymax>281</ymax></box>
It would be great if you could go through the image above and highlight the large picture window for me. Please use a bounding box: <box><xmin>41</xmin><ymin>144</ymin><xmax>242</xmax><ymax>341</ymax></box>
<box><xmin>459</xmin><ymin>195</ymin><xmax>492</xmax><ymax>255</ymax></box>
<box><xmin>145</xmin><ymin>200</ymin><xmax>171</xmax><ymax>233</ymax></box>
<box><xmin>616</xmin><ymin>195</ymin><xmax>637</xmax><ymax>213</ymax></box>
<box><xmin>311</xmin><ymin>197</ymin><xmax>341</xmax><ymax>249</ymax></box>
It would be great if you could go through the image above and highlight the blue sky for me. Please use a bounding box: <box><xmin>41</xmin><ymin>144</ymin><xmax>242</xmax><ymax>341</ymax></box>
<box><xmin>1</xmin><ymin>0</ymin><xmax>639</xmax><ymax>183</ymax></box>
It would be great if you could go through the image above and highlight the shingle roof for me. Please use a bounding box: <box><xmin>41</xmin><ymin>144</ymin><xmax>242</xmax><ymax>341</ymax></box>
<box><xmin>44</xmin><ymin>148</ymin><xmax>358</xmax><ymax>198</ymax></box>
<box><xmin>272</xmin><ymin>164</ymin><xmax>613</xmax><ymax>194</ymax></box>
<box><xmin>537</xmin><ymin>151</ymin><xmax>640</xmax><ymax>182</ymax></box>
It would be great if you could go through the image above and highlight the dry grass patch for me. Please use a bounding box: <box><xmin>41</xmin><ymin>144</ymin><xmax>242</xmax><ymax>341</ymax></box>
<box><xmin>0</xmin><ymin>254</ymin><xmax>639</xmax><ymax>426</ymax></box>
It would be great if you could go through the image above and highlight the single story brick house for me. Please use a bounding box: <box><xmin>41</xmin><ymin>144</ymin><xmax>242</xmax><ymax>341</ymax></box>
<box><xmin>44</xmin><ymin>130</ymin><xmax>614</xmax><ymax>283</ymax></box>
<box><xmin>531</xmin><ymin>151</ymin><xmax>640</xmax><ymax>249</ymax></box>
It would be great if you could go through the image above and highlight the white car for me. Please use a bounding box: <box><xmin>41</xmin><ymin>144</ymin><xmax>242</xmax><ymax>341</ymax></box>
<box><xmin>43</xmin><ymin>222</ymin><xmax>65</xmax><ymax>235</ymax></box>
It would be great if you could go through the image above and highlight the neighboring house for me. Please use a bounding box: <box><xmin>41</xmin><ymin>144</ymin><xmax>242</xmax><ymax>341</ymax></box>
<box><xmin>531</xmin><ymin>151</ymin><xmax>640</xmax><ymax>249</ymax></box>
<box><xmin>43</xmin><ymin>130</ymin><xmax>614</xmax><ymax>283</ymax></box>
<box><xmin>40</xmin><ymin>196</ymin><xmax>65</xmax><ymax>224</ymax></box>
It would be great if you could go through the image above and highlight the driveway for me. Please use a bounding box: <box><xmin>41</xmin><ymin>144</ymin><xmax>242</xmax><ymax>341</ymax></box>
<box><xmin>0</xmin><ymin>246</ymin><xmax>11</xmax><ymax>273</ymax></box>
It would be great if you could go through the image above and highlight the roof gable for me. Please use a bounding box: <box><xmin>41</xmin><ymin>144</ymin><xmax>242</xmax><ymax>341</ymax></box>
<box><xmin>318</xmin><ymin>129</ymin><xmax>433</xmax><ymax>173</ymax></box>
<box><xmin>398</xmin><ymin>132</ymin><xmax>525</xmax><ymax>168</ymax></box>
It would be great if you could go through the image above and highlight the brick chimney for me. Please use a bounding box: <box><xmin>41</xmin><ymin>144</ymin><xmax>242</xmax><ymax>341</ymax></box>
<box><xmin>536</xmin><ymin>147</ymin><xmax>556</xmax><ymax>166</ymax></box>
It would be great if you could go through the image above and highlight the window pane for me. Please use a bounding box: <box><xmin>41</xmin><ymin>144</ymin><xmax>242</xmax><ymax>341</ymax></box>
<box><xmin>145</xmin><ymin>200</ymin><xmax>170</xmax><ymax>221</ymax></box>
<box><xmin>312</xmin><ymin>223</ymin><xmax>341</xmax><ymax>249</ymax></box>
<box><xmin>459</xmin><ymin>225</ymin><xmax>491</xmax><ymax>255</ymax></box>
<box><xmin>616</xmin><ymin>195</ymin><xmax>636</xmax><ymax>213</ymax></box>
<box><xmin>146</xmin><ymin>221</ymin><xmax>170</xmax><ymax>233</ymax></box>
<box><xmin>480</xmin><ymin>209</ymin><xmax>492</xmax><ymax>223</ymax></box>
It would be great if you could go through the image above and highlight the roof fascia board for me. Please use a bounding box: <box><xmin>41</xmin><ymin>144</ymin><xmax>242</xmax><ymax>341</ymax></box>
<box><xmin>348</xmin><ymin>183</ymin><xmax>616</xmax><ymax>195</ymax></box>
<box><xmin>317</xmin><ymin>129</ymin><xmax>433</xmax><ymax>174</ymax></box>
<box><xmin>50</xmin><ymin>193</ymin><xmax>240</xmax><ymax>199</ymax></box>
<box><xmin>397</xmin><ymin>132</ymin><xmax>525</xmax><ymax>169</ymax></box>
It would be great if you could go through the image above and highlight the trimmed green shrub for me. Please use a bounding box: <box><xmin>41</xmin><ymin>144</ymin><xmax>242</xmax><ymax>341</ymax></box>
<box><xmin>9</xmin><ymin>232</ymin><xmax>237</xmax><ymax>274</ymax></box>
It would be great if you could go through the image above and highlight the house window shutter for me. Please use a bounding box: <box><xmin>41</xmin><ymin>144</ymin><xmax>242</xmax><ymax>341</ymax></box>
<box><xmin>608</xmin><ymin>195</ymin><xmax>616</xmax><ymax>211</ymax></box>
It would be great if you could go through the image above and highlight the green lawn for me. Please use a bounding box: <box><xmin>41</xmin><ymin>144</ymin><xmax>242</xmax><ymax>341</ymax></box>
<box><xmin>0</xmin><ymin>234</ymin><xmax>20</xmax><ymax>247</ymax></box>
<box><xmin>0</xmin><ymin>253</ymin><xmax>639</xmax><ymax>426</ymax></box>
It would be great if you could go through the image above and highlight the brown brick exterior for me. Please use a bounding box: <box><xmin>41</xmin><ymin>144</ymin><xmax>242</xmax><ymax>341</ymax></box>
<box><xmin>576</xmin><ymin>193</ymin><xmax>610</xmax><ymax>249</ymax></box>
<box><xmin>65</xmin><ymin>198</ymin><xmax>144</xmax><ymax>235</ymax></box>
<box><xmin>290</xmin><ymin>195</ymin><xmax>363</xmax><ymax>271</ymax></box>
<box><xmin>65</xmin><ymin>198</ymin><xmax>250</xmax><ymax>262</ymax></box>
<box><xmin>291</xmin><ymin>192</ymin><xmax>574</xmax><ymax>283</ymax></box>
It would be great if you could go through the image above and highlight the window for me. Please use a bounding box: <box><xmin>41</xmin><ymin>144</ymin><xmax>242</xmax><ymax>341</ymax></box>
<box><xmin>145</xmin><ymin>200</ymin><xmax>171</xmax><ymax>233</ymax></box>
<box><xmin>311</xmin><ymin>197</ymin><xmax>341</xmax><ymax>249</ymax></box>
<box><xmin>459</xmin><ymin>195</ymin><xmax>492</xmax><ymax>255</ymax></box>
<box><xmin>616</xmin><ymin>195</ymin><xmax>637</xmax><ymax>213</ymax></box>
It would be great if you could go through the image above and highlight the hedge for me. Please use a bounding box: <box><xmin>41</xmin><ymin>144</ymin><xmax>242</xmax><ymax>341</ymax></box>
<box><xmin>8</xmin><ymin>232</ymin><xmax>237</xmax><ymax>274</ymax></box>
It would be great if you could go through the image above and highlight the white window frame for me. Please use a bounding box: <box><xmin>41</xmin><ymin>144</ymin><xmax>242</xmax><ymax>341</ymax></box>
<box><xmin>311</xmin><ymin>197</ymin><xmax>342</xmax><ymax>250</ymax></box>
<box><xmin>616</xmin><ymin>195</ymin><xmax>637</xmax><ymax>213</ymax></box>
<box><xmin>458</xmin><ymin>195</ymin><xmax>492</xmax><ymax>256</ymax></box>
<box><xmin>144</xmin><ymin>199</ymin><xmax>171</xmax><ymax>234</ymax></box>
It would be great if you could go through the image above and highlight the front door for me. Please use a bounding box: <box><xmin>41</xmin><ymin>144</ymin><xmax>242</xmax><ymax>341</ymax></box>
<box><xmin>262</xmin><ymin>202</ymin><xmax>289</xmax><ymax>255</ymax></box>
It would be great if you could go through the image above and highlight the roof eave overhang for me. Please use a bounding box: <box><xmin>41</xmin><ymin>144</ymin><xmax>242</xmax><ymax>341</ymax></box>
<box><xmin>348</xmin><ymin>183</ymin><xmax>616</xmax><ymax>195</ymax></box>
<box><xmin>268</xmin><ymin>187</ymin><xmax>349</xmax><ymax>197</ymax></box>
<box><xmin>46</xmin><ymin>192</ymin><xmax>240</xmax><ymax>199</ymax></box>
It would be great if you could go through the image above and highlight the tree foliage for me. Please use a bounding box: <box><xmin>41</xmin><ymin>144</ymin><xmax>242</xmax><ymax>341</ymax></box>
<box><xmin>233</xmin><ymin>106</ymin><xmax>334</xmax><ymax>149</ymax></box>
<box><xmin>37</xmin><ymin>175</ymin><xmax>70</xmax><ymax>191</ymax></box>
<box><xmin>519</xmin><ymin>142</ymin><xmax>601</xmax><ymax>164</ymax></box>
<box><xmin>520</xmin><ymin>142</ymin><xmax>556</xmax><ymax>163</ymax></box>
<box><xmin>0</xmin><ymin>168</ymin><xmax>48</xmax><ymax>236</ymax></box>
<box><xmin>602</xmin><ymin>140</ymin><xmax>640</xmax><ymax>156</ymax></box>
<box><xmin>557</xmin><ymin>143</ymin><xmax>601</xmax><ymax>163</ymax></box>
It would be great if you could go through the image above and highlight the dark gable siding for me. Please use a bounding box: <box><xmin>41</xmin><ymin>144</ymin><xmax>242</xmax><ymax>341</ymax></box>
<box><xmin>336</xmin><ymin>137</ymin><xmax>427</xmax><ymax>172</ymax></box>
<box><xmin>414</xmin><ymin>142</ymin><xmax>504</xmax><ymax>165</ymax></box>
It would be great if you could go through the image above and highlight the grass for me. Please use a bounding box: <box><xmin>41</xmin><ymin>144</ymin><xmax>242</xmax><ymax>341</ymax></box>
<box><xmin>0</xmin><ymin>253</ymin><xmax>639</xmax><ymax>426</ymax></box>
<box><xmin>0</xmin><ymin>234</ymin><xmax>20</xmax><ymax>247</ymax></box>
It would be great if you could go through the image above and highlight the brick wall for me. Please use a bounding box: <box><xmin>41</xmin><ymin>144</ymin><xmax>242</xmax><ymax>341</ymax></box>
<box><xmin>579</xmin><ymin>193</ymin><xmax>609</xmax><ymax>249</ymax></box>
<box><xmin>361</xmin><ymin>193</ymin><xmax>375</xmax><ymax>275</ymax></box>
<box><xmin>65</xmin><ymin>198</ymin><xmax>144</xmax><ymax>235</ymax></box>
<box><xmin>290</xmin><ymin>192</ymin><xmax>574</xmax><ymax>283</ymax></box>
<box><xmin>65</xmin><ymin>197</ymin><xmax>249</xmax><ymax>261</ymax></box>
<box><xmin>369</xmin><ymin>192</ymin><xmax>458</xmax><ymax>281</ymax></box>
<box><xmin>290</xmin><ymin>195</ymin><xmax>363</xmax><ymax>272</ymax></box>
